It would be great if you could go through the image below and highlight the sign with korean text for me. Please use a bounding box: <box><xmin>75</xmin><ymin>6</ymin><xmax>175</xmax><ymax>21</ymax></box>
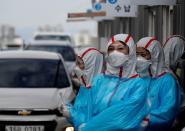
<box><xmin>130</xmin><ymin>0</ymin><xmax>176</xmax><ymax>5</ymax></box>
<box><xmin>106</xmin><ymin>0</ymin><xmax>138</xmax><ymax>17</ymax></box>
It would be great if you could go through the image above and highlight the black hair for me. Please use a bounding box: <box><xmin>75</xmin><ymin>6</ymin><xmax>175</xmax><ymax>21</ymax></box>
<box><xmin>118</xmin><ymin>40</ymin><xmax>127</xmax><ymax>46</ymax></box>
<box><xmin>118</xmin><ymin>40</ymin><xmax>129</xmax><ymax>53</ymax></box>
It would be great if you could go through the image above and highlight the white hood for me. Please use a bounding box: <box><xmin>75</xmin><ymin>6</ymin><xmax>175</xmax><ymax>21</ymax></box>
<box><xmin>136</xmin><ymin>37</ymin><xmax>168</xmax><ymax>77</ymax></box>
<box><xmin>0</xmin><ymin>88</ymin><xmax>72</xmax><ymax>110</ymax></box>
<box><xmin>163</xmin><ymin>35</ymin><xmax>185</xmax><ymax>70</ymax></box>
<box><xmin>77</xmin><ymin>47</ymin><xmax>104</xmax><ymax>86</ymax></box>
<box><xmin>105</xmin><ymin>34</ymin><xmax>137</xmax><ymax>78</ymax></box>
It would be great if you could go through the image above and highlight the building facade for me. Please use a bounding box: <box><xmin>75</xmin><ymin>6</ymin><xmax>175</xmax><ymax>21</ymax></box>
<box><xmin>97</xmin><ymin>1</ymin><xmax>185</xmax><ymax>44</ymax></box>
<box><xmin>0</xmin><ymin>25</ymin><xmax>23</xmax><ymax>50</ymax></box>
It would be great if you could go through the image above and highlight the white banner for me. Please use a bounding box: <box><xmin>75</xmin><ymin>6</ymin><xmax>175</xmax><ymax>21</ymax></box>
<box><xmin>92</xmin><ymin>2</ymin><xmax>115</xmax><ymax>20</ymax></box>
<box><xmin>106</xmin><ymin>0</ymin><xmax>138</xmax><ymax>17</ymax></box>
<box><xmin>92</xmin><ymin>0</ymin><xmax>138</xmax><ymax>18</ymax></box>
<box><xmin>130</xmin><ymin>0</ymin><xmax>176</xmax><ymax>5</ymax></box>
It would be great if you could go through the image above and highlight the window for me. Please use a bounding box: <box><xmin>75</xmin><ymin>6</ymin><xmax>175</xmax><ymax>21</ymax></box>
<box><xmin>34</xmin><ymin>35</ymin><xmax>71</xmax><ymax>42</ymax></box>
<box><xmin>26</xmin><ymin>45</ymin><xmax>76</xmax><ymax>61</ymax></box>
<box><xmin>0</xmin><ymin>59</ymin><xmax>70</xmax><ymax>88</ymax></box>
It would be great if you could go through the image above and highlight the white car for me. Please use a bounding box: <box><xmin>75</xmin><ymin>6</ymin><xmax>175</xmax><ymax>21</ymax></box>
<box><xmin>0</xmin><ymin>51</ymin><xmax>75</xmax><ymax>131</ymax></box>
<box><xmin>25</xmin><ymin>41</ymin><xmax>76</xmax><ymax>74</ymax></box>
<box><xmin>33</xmin><ymin>32</ymin><xmax>73</xmax><ymax>45</ymax></box>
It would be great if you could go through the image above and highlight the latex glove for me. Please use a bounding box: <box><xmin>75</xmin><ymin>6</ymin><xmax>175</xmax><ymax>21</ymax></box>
<box><xmin>62</xmin><ymin>109</ymin><xmax>70</xmax><ymax>118</ymax></box>
<box><xmin>59</xmin><ymin>93</ymin><xmax>71</xmax><ymax>118</ymax></box>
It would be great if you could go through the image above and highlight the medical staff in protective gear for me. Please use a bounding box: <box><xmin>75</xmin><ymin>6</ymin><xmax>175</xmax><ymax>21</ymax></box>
<box><xmin>163</xmin><ymin>35</ymin><xmax>185</xmax><ymax>131</ymax></box>
<box><xmin>163</xmin><ymin>35</ymin><xmax>185</xmax><ymax>88</ymax></box>
<box><xmin>74</xmin><ymin>47</ymin><xmax>104</xmax><ymax>87</ymax></box>
<box><xmin>67</xmin><ymin>48</ymin><xmax>104</xmax><ymax>129</ymax></box>
<box><xmin>163</xmin><ymin>35</ymin><xmax>185</xmax><ymax>71</ymax></box>
<box><xmin>136</xmin><ymin>37</ymin><xmax>181</xmax><ymax>131</ymax></box>
<box><xmin>74</xmin><ymin>34</ymin><xmax>150</xmax><ymax>131</ymax></box>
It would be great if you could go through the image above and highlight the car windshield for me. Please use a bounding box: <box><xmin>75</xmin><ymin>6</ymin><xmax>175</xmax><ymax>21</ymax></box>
<box><xmin>34</xmin><ymin>35</ymin><xmax>71</xmax><ymax>42</ymax></box>
<box><xmin>26</xmin><ymin>45</ymin><xmax>76</xmax><ymax>61</ymax></box>
<box><xmin>0</xmin><ymin>59</ymin><xmax>70</xmax><ymax>88</ymax></box>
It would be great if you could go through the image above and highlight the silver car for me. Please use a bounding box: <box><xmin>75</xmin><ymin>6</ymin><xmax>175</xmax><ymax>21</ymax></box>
<box><xmin>25</xmin><ymin>41</ymin><xmax>76</xmax><ymax>74</ymax></box>
<box><xmin>33</xmin><ymin>32</ymin><xmax>73</xmax><ymax>44</ymax></box>
<box><xmin>0</xmin><ymin>51</ymin><xmax>75</xmax><ymax>131</ymax></box>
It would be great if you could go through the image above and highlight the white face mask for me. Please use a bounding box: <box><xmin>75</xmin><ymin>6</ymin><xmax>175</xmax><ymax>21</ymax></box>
<box><xmin>107</xmin><ymin>50</ymin><xmax>129</xmax><ymax>67</ymax></box>
<box><xmin>136</xmin><ymin>56</ymin><xmax>152</xmax><ymax>75</ymax></box>
<box><xmin>73</xmin><ymin>66</ymin><xmax>83</xmax><ymax>79</ymax></box>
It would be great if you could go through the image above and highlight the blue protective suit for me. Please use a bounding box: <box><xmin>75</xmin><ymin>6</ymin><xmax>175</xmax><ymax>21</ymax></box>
<box><xmin>68</xmin><ymin>86</ymin><xmax>92</xmax><ymax>129</ymax></box>
<box><xmin>70</xmin><ymin>74</ymin><xmax>150</xmax><ymax>131</ymax></box>
<box><xmin>146</xmin><ymin>73</ymin><xmax>181</xmax><ymax>131</ymax></box>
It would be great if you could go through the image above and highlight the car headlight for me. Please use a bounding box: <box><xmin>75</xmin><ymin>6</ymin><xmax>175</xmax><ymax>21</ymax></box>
<box><xmin>65</xmin><ymin>127</ymin><xmax>74</xmax><ymax>131</ymax></box>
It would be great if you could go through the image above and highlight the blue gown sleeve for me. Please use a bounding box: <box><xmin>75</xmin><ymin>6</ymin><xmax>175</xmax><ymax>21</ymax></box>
<box><xmin>67</xmin><ymin>86</ymin><xmax>89</xmax><ymax>129</ymax></box>
<box><xmin>80</xmin><ymin>79</ymin><xmax>150</xmax><ymax>131</ymax></box>
<box><xmin>68</xmin><ymin>75</ymin><xmax>102</xmax><ymax>130</ymax></box>
<box><xmin>149</xmin><ymin>74</ymin><xmax>181</xmax><ymax>126</ymax></box>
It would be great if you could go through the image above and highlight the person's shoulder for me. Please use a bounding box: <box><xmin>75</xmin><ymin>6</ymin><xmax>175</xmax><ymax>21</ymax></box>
<box><xmin>160</xmin><ymin>72</ymin><xmax>176</xmax><ymax>81</ymax></box>
<box><xmin>94</xmin><ymin>73</ymin><xmax>105</xmax><ymax>79</ymax></box>
<box><xmin>130</xmin><ymin>77</ymin><xmax>150</xmax><ymax>82</ymax></box>
<box><xmin>155</xmin><ymin>72</ymin><xmax>177</xmax><ymax>85</ymax></box>
<box><xmin>127</xmin><ymin>77</ymin><xmax>149</xmax><ymax>91</ymax></box>
<box><xmin>128</xmin><ymin>77</ymin><xmax>149</xmax><ymax>86</ymax></box>
<box><xmin>92</xmin><ymin>73</ymin><xmax>106</xmax><ymax>83</ymax></box>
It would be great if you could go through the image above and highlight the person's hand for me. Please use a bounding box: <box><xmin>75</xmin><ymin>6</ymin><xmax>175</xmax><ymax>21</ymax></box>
<box><xmin>62</xmin><ymin>108</ymin><xmax>70</xmax><ymax>118</ymax></box>
<box><xmin>60</xmin><ymin>103</ymin><xmax>70</xmax><ymax>118</ymax></box>
<box><xmin>59</xmin><ymin>93</ymin><xmax>71</xmax><ymax>118</ymax></box>
<box><xmin>72</xmin><ymin>78</ymin><xmax>81</xmax><ymax>89</ymax></box>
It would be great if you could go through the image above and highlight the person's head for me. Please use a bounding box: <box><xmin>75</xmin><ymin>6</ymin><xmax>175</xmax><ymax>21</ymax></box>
<box><xmin>163</xmin><ymin>35</ymin><xmax>185</xmax><ymax>71</ymax></box>
<box><xmin>107</xmin><ymin>41</ymin><xmax>129</xmax><ymax>55</ymax></box>
<box><xmin>136</xmin><ymin>46</ymin><xmax>152</xmax><ymax>77</ymax></box>
<box><xmin>136</xmin><ymin>37</ymin><xmax>167</xmax><ymax>78</ymax></box>
<box><xmin>106</xmin><ymin>34</ymin><xmax>137</xmax><ymax>78</ymax></box>
<box><xmin>107</xmin><ymin>40</ymin><xmax>129</xmax><ymax>68</ymax></box>
<box><xmin>74</xmin><ymin>48</ymin><xmax>103</xmax><ymax>87</ymax></box>
<box><xmin>136</xmin><ymin>47</ymin><xmax>151</xmax><ymax>60</ymax></box>
<box><xmin>76</xmin><ymin>56</ymin><xmax>85</xmax><ymax>70</ymax></box>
